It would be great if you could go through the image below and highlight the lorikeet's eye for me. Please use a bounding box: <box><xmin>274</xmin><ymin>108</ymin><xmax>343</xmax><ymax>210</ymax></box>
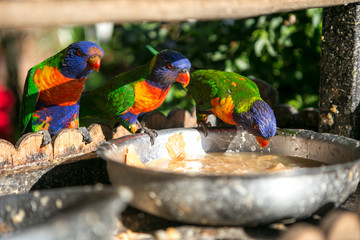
<box><xmin>166</xmin><ymin>63</ymin><xmax>174</xmax><ymax>69</ymax></box>
<box><xmin>76</xmin><ymin>49</ymin><xmax>82</xmax><ymax>56</ymax></box>
<box><xmin>254</xmin><ymin>125</ymin><xmax>259</xmax><ymax>131</ymax></box>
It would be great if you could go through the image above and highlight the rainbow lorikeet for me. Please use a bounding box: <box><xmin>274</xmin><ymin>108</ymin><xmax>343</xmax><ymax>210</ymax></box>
<box><xmin>19</xmin><ymin>41</ymin><xmax>104</xmax><ymax>147</ymax></box>
<box><xmin>80</xmin><ymin>49</ymin><xmax>191</xmax><ymax>144</ymax></box>
<box><xmin>188</xmin><ymin>69</ymin><xmax>277</xmax><ymax>148</ymax></box>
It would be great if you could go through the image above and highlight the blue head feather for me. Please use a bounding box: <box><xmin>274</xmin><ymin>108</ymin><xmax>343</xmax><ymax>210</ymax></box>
<box><xmin>149</xmin><ymin>49</ymin><xmax>191</xmax><ymax>89</ymax></box>
<box><xmin>234</xmin><ymin>100</ymin><xmax>277</xmax><ymax>139</ymax></box>
<box><xmin>60</xmin><ymin>41</ymin><xmax>104</xmax><ymax>79</ymax></box>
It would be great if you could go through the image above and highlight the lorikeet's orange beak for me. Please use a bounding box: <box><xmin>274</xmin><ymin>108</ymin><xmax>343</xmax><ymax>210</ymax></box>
<box><xmin>176</xmin><ymin>70</ymin><xmax>190</xmax><ymax>87</ymax></box>
<box><xmin>87</xmin><ymin>55</ymin><xmax>101</xmax><ymax>72</ymax></box>
<box><xmin>256</xmin><ymin>136</ymin><xmax>269</xmax><ymax>148</ymax></box>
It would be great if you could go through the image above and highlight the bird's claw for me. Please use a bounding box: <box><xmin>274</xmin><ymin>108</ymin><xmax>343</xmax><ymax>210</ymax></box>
<box><xmin>78</xmin><ymin>127</ymin><xmax>93</xmax><ymax>144</ymax></box>
<box><xmin>140</xmin><ymin>127</ymin><xmax>158</xmax><ymax>146</ymax></box>
<box><xmin>38</xmin><ymin>130</ymin><xmax>52</xmax><ymax>148</ymax></box>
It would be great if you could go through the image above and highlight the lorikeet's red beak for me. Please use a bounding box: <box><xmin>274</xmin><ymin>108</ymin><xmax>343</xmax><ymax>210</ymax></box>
<box><xmin>176</xmin><ymin>70</ymin><xmax>190</xmax><ymax>87</ymax></box>
<box><xmin>256</xmin><ymin>136</ymin><xmax>269</xmax><ymax>148</ymax></box>
<box><xmin>87</xmin><ymin>55</ymin><xmax>101</xmax><ymax>72</ymax></box>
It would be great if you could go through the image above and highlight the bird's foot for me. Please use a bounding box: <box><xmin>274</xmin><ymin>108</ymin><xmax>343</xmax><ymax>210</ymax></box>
<box><xmin>199</xmin><ymin>121</ymin><xmax>211</xmax><ymax>137</ymax></box>
<box><xmin>78</xmin><ymin>127</ymin><xmax>93</xmax><ymax>144</ymax></box>
<box><xmin>38</xmin><ymin>130</ymin><xmax>52</xmax><ymax>148</ymax></box>
<box><xmin>140</xmin><ymin>126</ymin><xmax>158</xmax><ymax>146</ymax></box>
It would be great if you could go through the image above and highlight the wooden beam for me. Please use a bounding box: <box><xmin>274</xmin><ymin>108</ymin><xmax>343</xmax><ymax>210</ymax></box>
<box><xmin>0</xmin><ymin>0</ymin><xmax>359</xmax><ymax>28</ymax></box>
<box><xmin>319</xmin><ymin>3</ymin><xmax>360</xmax><ymax>139</ymax></box>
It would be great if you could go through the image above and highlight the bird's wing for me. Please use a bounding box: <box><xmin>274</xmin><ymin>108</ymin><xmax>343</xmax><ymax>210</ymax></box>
<box><xmin>188</xmin><ymin>70</ymin><xmax>219</xmax><ymax>111</ymax></box>
<box><xmin>19</xmin><ymin>67</ymin><xmax>40</xmax><ymax>133</ymax></box>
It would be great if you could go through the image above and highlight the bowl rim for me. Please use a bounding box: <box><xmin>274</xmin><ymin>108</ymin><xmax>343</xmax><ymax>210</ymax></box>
<box><xmin>97</xmin><ymin>127</ymin><xmax>360</xmax><ymax>179</ymax></box>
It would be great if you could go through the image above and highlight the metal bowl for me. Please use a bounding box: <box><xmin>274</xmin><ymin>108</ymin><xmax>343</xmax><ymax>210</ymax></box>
<box><xmin>97</xmin><ymin>127</ymin><xmax>360</xmax><ymax>226</ymax></box>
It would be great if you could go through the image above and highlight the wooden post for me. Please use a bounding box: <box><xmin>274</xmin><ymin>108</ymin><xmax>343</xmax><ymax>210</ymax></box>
<box><xmin>319</xmin><ymin>3</ymin><xmax>360</xmax><ymax>139</ymax></box>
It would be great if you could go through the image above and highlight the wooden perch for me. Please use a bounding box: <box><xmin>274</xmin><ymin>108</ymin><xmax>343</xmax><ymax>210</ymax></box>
<box><xmin>0</xmin><ymin>0</ymin><xmax>359</xmax><ymax>28</ymax></box>
<box><xmin>0</xmin><ymin>139</ymin><xmax>16</xmax><ymax>168</ymax></box>
<box><xmin>0</xmin><ymin>123</ymin><xmax>121</xmax><ymax>170</ymax></box>
<box><xmin>0</xmin><ymin>109</ymin><xmax>198</xmax><ymax>170</ymax></box>
<box><xmin>52</xmin><ymin>128</ymin><xmax>85</xmax><ymax>159</ymax></box>
<box><xmin>15</xmin><ymin>133</ymin><xmax>53</xmax><ymax>166</ymax></box>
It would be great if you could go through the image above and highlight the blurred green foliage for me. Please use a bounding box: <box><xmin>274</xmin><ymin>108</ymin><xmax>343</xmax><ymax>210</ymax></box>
<box><xmin>75</xmin><ymin>8</ymin><xmax>322</xmax><ymax>114</ymax></box>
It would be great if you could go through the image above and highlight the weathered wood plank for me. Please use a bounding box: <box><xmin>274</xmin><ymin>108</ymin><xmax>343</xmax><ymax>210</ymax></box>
<box><xmin>141</xmin><ymin>109</ymin><xmax>197</xmax><ymax>130</ymax></box>
<box><xmin>0</xmin><ymin>123</ymin><xmax>136</xmax><ymax>169</ymax></box>
<box><xmin>15</xmin><ymin>132</ymin><xmax>53</xmax><ymax>167</ymax></box>
<box><xmin>52</xmin><ymin>128</ymin><xmax>85</xmax><ymax>160</ymax></box>
<box><xmin>113</xmin><ymin>125</ymin><xmax>132</xmax><ymax>140</ymax></box>
<box><xmin>166</xmin><ymin>108</ymin><xmax>197</xmax><ymax>128</ymax></box>
<box><xmin>0</xmin><ymin>0</ymin><xmax>359</xmax><ymax>28</ymax></box>
<box><xmin>83</xmin><ymin>123</ymin><xmax>113</xmax><ymax>152</ymax></box>
<box><xmin>0</xmin><ymin>139</ymin><xmax>16</xmax><ymax>169</ymax></box>
<box><xmin>141</xmin><ymin>112</ymin><xmax>168</xmax><ymax>130</ymax></box>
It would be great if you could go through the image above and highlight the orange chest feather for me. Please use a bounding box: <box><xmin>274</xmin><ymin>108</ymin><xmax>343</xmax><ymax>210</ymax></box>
<box><xmin>210</xmin><ymin>96</ymin><xmax>237</xmax><ymax>125</ymax></box>
<box><xmin>34</xmin><ymin>66</ymin><xmax>86</xmax><ymax>106</ymax></box>
<box><xmin>130</xmin><ymin>81</ymin><xmax>170</xmax><ymax>115</ymax></box>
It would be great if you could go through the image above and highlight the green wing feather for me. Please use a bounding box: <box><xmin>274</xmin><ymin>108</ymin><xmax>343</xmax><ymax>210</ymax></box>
<box><xmin>18</xmin><ymin>50</ymin><xmax>66</xmax><ymax>133</ymax></box>
<box><xmin>188</xmin><ymin>70</ymin><xmax>261</xmax><ymax>113</ymax></box>
<box><xmin>80</xmin><ymin>62</ymin><xmax>152</xmax><ymax>125</ymax></box>
<box><xmin>188</xmin><ymin>70</ymin><xmax>219</xmax><ymax>111</ymax></box>
<box><xmin>19</xmin><ymin>68</ymin><xmax>40</xmax><ymax>133</ymax></box>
